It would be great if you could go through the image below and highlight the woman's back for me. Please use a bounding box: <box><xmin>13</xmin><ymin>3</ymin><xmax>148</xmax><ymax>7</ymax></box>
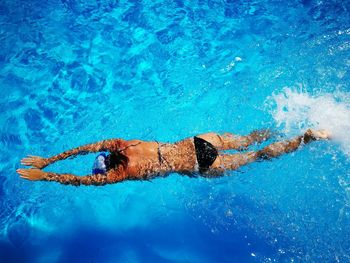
<box><xmin>123</xmin><ymin>139</ymin><xmax>197</xmax><ymax>179</ymax></box>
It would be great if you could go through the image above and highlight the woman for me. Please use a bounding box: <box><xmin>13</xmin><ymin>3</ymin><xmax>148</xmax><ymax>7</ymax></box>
<box><xmin>17</xmin><ymin>129</ymin><xmax>330</xmax><ymax>186</ymax></box>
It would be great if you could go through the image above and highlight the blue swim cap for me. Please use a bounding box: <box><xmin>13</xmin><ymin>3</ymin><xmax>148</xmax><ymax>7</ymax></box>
<box><xmin>92</xmin><ymin>153</ymin><xmax>108</xmax><ymax>174</ymax></box>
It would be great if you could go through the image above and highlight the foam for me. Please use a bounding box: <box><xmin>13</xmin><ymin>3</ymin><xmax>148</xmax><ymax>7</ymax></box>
<box><xmin>268</xmin><ymin>88</ymin><xmax>350</xmax><ymax>156</ymax></box>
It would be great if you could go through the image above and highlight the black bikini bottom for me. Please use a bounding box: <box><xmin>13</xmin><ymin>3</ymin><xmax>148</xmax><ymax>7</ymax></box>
<box><xmin>193</xmin><ymin>136</ymin><xmax>218</xmax><ymax>173</ymax></box>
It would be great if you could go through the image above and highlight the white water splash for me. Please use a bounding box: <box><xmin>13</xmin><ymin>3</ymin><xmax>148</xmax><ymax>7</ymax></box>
<box><xmin>269</xmin><ymin>88</ymin><xmax>350</xmax><ymax>156</ymax></box>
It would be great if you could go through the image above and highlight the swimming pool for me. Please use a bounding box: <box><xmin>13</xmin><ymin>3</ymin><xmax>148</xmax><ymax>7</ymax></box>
<box><xmin>1</xmin><ymin>0</ymin><xmax>350</xmax><ymax>262</ymax></box>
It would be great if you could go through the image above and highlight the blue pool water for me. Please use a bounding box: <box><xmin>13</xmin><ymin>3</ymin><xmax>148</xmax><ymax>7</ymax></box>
<box><xmin>1</xmin><ymin>0</ymin><xmax>350</xmax><ymax>262</ymax></box>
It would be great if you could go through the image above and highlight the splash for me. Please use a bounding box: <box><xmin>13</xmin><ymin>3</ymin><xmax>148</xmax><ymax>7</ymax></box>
<box><xmin>269</xmin><ymin>88</ymin><xmax>350</xmax><ymax>156</ymax></box>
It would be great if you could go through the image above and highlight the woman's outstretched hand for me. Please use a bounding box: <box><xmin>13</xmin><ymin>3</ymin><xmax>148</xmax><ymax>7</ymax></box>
<box><xmin>21</xmin><ymin>155</ymin><xmax>48</xmax><ymax>169</ymax></box>
<box><xmin>17</xmin><ymin>168</ymin><xmax>46</xmax><ymax>181</ymax></box>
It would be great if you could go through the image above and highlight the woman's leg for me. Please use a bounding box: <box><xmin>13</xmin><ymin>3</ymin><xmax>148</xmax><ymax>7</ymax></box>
<box><xmin>206</xmin><ymin>129</ymin><xmax>330</xmax><ymax>175</ymax></box>
<box><xmin>195</xmin><ymin>129</ymin><xmax>271</xmax><ymax>151</ymax></box>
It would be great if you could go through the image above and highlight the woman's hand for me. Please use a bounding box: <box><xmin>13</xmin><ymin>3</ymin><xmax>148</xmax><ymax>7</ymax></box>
<box><xmin>17</xmin><ymin>168</ymin><xmax>46</xmax><ymax>181</ymax></box>
<box><xmin>21</xmin><ymin>155</ymin><xmax>49</xmax><ymax>169</ymax></box>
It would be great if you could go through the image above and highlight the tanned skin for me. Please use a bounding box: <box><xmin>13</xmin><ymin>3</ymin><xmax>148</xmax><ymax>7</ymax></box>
<box><xmin>17</xmin><ymin>129</ymin><xmax>330</xmax><ymax>186</ymax></box>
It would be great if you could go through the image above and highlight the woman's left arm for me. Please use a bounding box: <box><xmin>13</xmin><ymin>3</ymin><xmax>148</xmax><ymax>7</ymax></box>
<box><xmin>17</xmin><ymin>168</ymin><xmax>127</xmax><ymax>186</ymax></box>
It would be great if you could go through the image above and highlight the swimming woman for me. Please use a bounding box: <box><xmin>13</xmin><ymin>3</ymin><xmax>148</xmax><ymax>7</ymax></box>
<box><xmin>17</xmin><ymin>129</ymin><xmax>330</xmax><ymax>186</ymax></box>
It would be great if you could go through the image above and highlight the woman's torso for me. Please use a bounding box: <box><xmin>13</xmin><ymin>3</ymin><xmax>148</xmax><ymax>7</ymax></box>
<box><xmin>121</xmin><ymin>138</ymin><xmax>197</xmax><ymax>179</ymax></box>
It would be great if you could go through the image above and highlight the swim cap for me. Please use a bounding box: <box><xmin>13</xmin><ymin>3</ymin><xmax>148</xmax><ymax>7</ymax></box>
<box><xmin>92</xmin><ymin>153</ymin><xmax>108</xmax><ymax>174</ymax></box>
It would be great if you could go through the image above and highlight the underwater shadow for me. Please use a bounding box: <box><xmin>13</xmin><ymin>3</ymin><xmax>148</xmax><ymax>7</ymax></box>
<box><xmin>0</xmin><ymin>193</ymin><xmax>298</xmax><ymax>263</ymax></box>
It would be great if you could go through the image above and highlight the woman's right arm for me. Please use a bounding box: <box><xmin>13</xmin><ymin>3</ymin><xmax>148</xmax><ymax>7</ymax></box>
<box><xmin>21</xmin><ymin>139</ymin><xmax>125</xmax><ymax>169</ymax></box>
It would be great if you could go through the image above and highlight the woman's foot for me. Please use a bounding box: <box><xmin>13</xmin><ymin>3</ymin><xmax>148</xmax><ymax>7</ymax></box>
<box><xmin>305</xmin><ymin>129</ymin><xmax>331</xmax><ymax>141</ymax></box>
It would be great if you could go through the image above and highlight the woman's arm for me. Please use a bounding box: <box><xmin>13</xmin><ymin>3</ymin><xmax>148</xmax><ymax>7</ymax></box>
<box><xmin>21</xmin><ymin>139</ymin><xmax>125</xmax><ymax>169</ymax></box>
<box><xmin>17</xmin><ymin>167</ymin><xmax>128</xmax><ymax>186</ymax></box>
<box><xmin>45</xmin><ymin>172</ymin><xmax>109</xmax><ymax>186</ymax></box>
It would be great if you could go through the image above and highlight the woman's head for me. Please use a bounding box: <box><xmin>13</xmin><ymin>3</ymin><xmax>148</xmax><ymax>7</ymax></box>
<box><xmin>92</xmin><ymin>153</ymin><xmax>107</xmax><ymax>174</ymax></box>
<box><xmin>92</xmin><ymin>151</ymin><xmax>129</xmax><ymax>175</ymax></box>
